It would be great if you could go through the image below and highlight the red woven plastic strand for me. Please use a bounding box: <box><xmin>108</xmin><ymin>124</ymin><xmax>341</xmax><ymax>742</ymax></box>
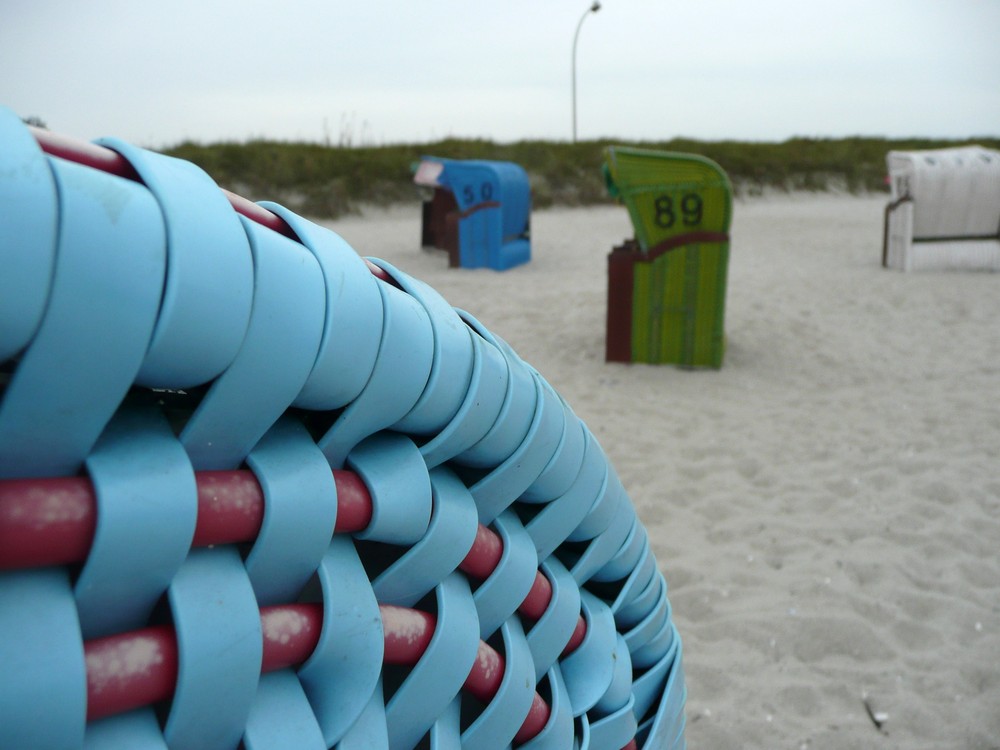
<box><xmin>82</xmin><ymin>601</ymin><xmax>553</xmax><ymax>742</ymax></box>
<box><xmin>0</xmin><ymin>472</ymin><xmax>590</xmax><ymax>742</ymax></box>
<box><xmin>30</xmin><ymin>126</ymin><xmax>296</xmax><ymax>239</ymax></box>
<box><xmin>29</xmin><ymin>126</ymin><xmax>139</xmax><ymax>181</ymax></box>
<box><xmin>29</xmin><ymin>127</ymin><xmax>396</xmax><ymax>282</ymax></box>
<box><xmin>0</xmin><ymin>472</ymin><xmax>586</xmax><ymax>650</ymax></box>
<box><xmin>0</xmin><ymin>477</ymin><xmax>96</xmax><ymax>568</ymax></box>
<box><xmin>85</xmin><ymin>624</ymin><xmax>178</xmax><ymax>721</ymax></box>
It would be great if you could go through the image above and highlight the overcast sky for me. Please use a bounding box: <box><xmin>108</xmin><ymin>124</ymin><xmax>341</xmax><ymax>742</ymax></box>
<box><xmin>2</xmin><ymin>0</ymin><xmax>998</xmax><ymax>148</ymax></box>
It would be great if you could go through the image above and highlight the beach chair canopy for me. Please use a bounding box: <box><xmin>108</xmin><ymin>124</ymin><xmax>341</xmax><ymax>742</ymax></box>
<box><xmin>603</xmin><ymin>146</ymin><xmax>732</xmax><ymax>252</ymax></box>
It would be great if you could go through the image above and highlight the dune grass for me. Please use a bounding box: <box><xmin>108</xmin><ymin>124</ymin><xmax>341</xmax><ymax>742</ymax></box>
<box><xmin>163</xmin><ymin>135</ymin><xmax>1000</xmax><ymax>218</ymax></box>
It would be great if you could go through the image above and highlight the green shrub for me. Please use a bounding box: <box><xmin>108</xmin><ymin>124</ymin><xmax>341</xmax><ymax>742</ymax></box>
<box><xmin>163</xmin><ymin>135</ymin><xmax>1000</xmax><ymax>218</ymax></box>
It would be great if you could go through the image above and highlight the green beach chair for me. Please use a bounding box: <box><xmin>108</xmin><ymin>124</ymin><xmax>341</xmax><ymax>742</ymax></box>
<box><xmin>604</xmin><ymin>146</ymin><xmax>733</xmax><ymax>368</ymax></box>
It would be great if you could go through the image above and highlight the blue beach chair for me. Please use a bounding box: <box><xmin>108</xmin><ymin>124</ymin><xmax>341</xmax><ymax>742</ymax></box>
<box><xmin>415</xmin><ymin>156</ymin><xmax>532</xmax><ymax>271</ymax></box>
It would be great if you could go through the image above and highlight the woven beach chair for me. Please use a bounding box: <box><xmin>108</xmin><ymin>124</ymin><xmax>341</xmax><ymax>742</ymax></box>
<box><xmin>414</xmin><ymin>156</ymin><xmax>532</xmax><ymax>271</ymax></box>
<box><xmin>603</xmin><ymin>147</ymin><xmax>732</xmax><ymax>368</ymax></box>
<box><xmin>0</xmin><ymin>105</ymin><xmax>685</xmax><ymax>750</ymax></box>
<box><xmin>882</xmin><ymin>145</ymin><xmax>1000</xmax><ymax>271</ymax></box>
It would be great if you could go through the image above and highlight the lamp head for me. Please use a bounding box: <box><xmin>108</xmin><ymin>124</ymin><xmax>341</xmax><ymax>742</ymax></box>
<box><xmin>591</xmin><ymin>1</ymin><xmax>601</xmax><ymax>11</ymax></box>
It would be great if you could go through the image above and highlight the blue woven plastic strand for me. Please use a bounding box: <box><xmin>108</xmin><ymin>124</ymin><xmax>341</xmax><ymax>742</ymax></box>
<box><xmin>457</xmin><ymin>334</ymin><xmax>537</xmax><ymax>471</ymax></box>
<box><xmin>243</xmin><ymin>670</ymin><xmax>327</xmax><ymax>750</ymax></box>
<box><xmin>0</xmin><ymin>569</ymin><xmax>86</xmax><ymax>750</ymax></box>
<box><xmin>97</xmin><ymin>138</ymin><xmax>254</xmax><ymax>390</ymax></box>
<box><xmin>569</xmin><ymin>504</ymin><xmax>636</xmax><ymax>586</ymax></box>
<box><xmin>460</xmin><ymin>617</ymin><xmax>535</xmax><ymax>750</ymax></box>
<box><xmin>0</xmin><ymin>105</ymin><xmax>57</xmax><ymax>363</ymax></box>
<box><xmin>635</xmin><ymin>639</ymin><xmax>685</xmax><ymax>750</ymax></box>
<box><xmin>559</xmin><ymin>592</ymin><xmax>617</xmax><ymax>716</ymax></box>
<box><xmin>595</xmin><ymin>633</ymin><xmax>633</xmax><ymax>715</ymax></box>
<box><xmin>347</xmin><ymin>433</ymin><xmax>432</xmax><ymax>546</ymax></box>
<box><xmin>631</xmin><ymin>610</ymin><xmax>676</xmax><ymax>670</ymax></box>
<box><xmin>179</xmin><ymin>217</ymin><xmax>326</xmax><ymax>470</ymax></box>
<box><xmin>576</xmin><ymin>715</ymin><xmax>592</xmax><ymax>749</ymax></box>
<box><xmin>567</xmin><ymin>464</ymin><xmax>625</xmax><ymax>544</ymax></box>
<box><xmin>623</xmin><ymin>584</ymin><xmax>670</xmax><ymax>657</ymax></box>
<box><xmin>588</xmin><ymin>694</ymin><xmax>638</xmax><ymax>750</ymax></box>
<box><xmin>419</xmin><ymin>316</ymin><xmax>509</xmax><ymax>469</ymax></box>
<box><xmin>333</xmin><ymin>679</ymin><xmax>388</xmax><ymax>750</ymax></box>
<box><xmin>372</xmin><ymin>466</ymin><xmax>479</xmax><ymax>607</ymax></box>
<box><xmin>516</xmin><ymin>379</ymin><xmax>572</xmax><ymax>502</ymax></box>
<box><xmin>164</xmin><ymin>548</ymin><xmax>263</xmax><ymax>750</ymax></box>
<box><xmin>383</xmin><ymin>573</ymin><xmax>480</xmax><ymax>750</ymax></box>
<box><xmin>524</xmin><ymin>429</ymin><xmax>608</xmax><ymax>562</ymax></box>
<box><xmin>0</xmin><ymin>158</ymin><xmax>165</xmax><ymax>478</ymax></box>
<box><xmin>610</xmin><ymin>539</ymin><xmax>657</xmax><ymax>626</ymax></box>
<box><xmin>298</xmin><ymin>537</ymin><xmax>383</xmax><ymax>747</ymax></box>
<box><xmin>428</xmin><ymin>695</ymin><xmax>462</xmax><ymax>750</ymax></box>
<box><xmin>616</xmin><ymin>571</ymin><xmax>666</xmax><ymax>631</ymax></box>
<box><xmin>518</xmin><ymin>667</ymin><xmax>575</xmax><ymax>750</ymax></box>
<box><xmin>468</xmin><ymin>374</ymin><xmax>563</xmax><ymax>525</ymax></box>
<box><xmin>368</xmin><ymin>259</ymin><xmax>475</xmax><ymax>436</ymax></box>
<box><xmin>593</xmin><ymin>523</ymin><xmax>648</xmax><ymax>584</ymax></box>
<box><xmin>75</xmin><ymin>404</ymin><xmax>198</xmax><ymax>638</ymax></box>
<box><xmin>259</xmin><ymin>203</ymin><xmax>384</xmax><ymax>411</ymax></box>
<box><xmin>472</xmin><ymin>511</ymin><xmax>539</xmax><ymax>640</ymax></box>
<box><xmin>525</xmin><ymin>558</ymin><xmax>582</xmax><ymax>682</ymax></box>
<box><xmin>244</xmin><ymin>417</ymin><xmax>339</xmax><ymax>605</ymax></box>
<box><xmin>319</xmin><ymin>279</ymin><xmax>433</xmax><ymax>468</ymax></box>
<box><xmin>521</xmin><ymin>391</ymin><xmax>586</xmax><ymax>504</ymax></box>
<box><xmin>631</xmin><ymin>628</ymin><xmax>679</xmax><ymax>727</ymax></box>
<box><xmin>83</xmin><ymin>709</ymin><xmax>168</xmax><ymax>749</ymax></box>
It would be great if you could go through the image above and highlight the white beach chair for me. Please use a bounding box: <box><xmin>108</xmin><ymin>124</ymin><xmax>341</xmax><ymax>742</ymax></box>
<box><xmin>882</xmin><ymin>145</ymin><xmax>1000</xmax><ymax>271</ymax></box>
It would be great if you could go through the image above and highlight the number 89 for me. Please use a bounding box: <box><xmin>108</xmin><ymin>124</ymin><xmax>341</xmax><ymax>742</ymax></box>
<box><xmin>653</xmin><ymin>192</ymin><xmax>703</xmax><ymax>228</ymax></box>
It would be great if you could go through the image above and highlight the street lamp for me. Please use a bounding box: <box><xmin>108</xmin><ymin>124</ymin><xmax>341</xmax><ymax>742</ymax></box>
<box><xmin>572</xmin><ymin>1</ymin><xmax>601</xmax><ymax>143</ymax></box>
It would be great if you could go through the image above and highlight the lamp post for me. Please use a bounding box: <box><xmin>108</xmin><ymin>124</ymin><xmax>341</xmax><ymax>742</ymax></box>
<box><xmin>572</xmin><ymin>1</ymin><xmax>601</xmax><ymax>143</ymax></box>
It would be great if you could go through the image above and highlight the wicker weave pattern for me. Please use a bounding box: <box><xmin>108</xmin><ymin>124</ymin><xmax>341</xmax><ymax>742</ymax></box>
<box><xmin>0</xmin><ymin>106</ymin><xmax>685</xmax><ymax>750</ymax></box>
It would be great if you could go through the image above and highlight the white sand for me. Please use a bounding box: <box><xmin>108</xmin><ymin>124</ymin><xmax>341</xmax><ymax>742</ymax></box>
<box><xmin>319</xmin><ymin>193</ymin><xmax>1000</xmax><ymax>750</ymax></box>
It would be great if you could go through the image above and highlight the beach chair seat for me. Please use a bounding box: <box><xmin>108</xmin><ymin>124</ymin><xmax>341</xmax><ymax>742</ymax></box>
<box><xmin>0</xmin><ymin>106</ymin><xmax>684</xmax><ymax>750</ymax></box>
<box><xmin>883</xmin><ymin>145</ymin><xmax>1000</xmax><ymax>271</ymax></box>
<box><xmin>603</xmin><ymin>146</ymin><xmax>733</xmax><ymax>368</ymax></box>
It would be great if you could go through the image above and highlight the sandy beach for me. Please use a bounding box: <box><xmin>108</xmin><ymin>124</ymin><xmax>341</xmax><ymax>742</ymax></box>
<box><xmin>320</xmin><ymin>193</ymin><xmax>1000</xmax><ymax>750</ymax></box>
